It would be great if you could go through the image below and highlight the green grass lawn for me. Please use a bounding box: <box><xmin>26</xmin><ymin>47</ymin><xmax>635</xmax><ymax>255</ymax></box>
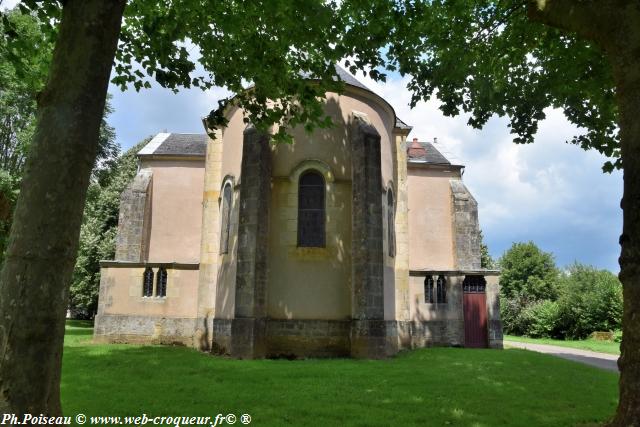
<box><xmin>62</xmin><ymin>321</ymin><xmax>618</xmax><ymax>426</ymax></box>
<box><xmin>504</xmin><ymin>334</ymin><xmax>620</xmax><ymax>355</ymax></box>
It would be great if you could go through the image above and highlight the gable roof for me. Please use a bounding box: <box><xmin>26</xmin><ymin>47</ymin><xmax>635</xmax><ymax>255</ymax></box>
<box><xmin>138</xmin><ymin>133</ymin><xmax>207</xmax><ymax>158</ymax></box>
<box><xmin>406</xmin><ymin>140</ymin><xmax>460</xmax><ymax>166</ymax></box>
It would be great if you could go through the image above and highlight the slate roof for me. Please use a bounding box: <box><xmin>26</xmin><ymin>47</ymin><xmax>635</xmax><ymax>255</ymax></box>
<box><xmin>406</xmin><ymin>140</ymin><xmax>456</xmax><ymax>165</ymax></box>
<box><xmin>334</xmin><ymin>65</ymin><xmax>371</xmax><ymax>91</ymax></box>
<box><xmin>138</xmin><ymin>133</ymin><xmax>207</xmax><ymax>158</ymax></box>
<box><xmin>395</xmin><ymin>116</ymin><xmax>412</xmax><ymax>130</ymax></box>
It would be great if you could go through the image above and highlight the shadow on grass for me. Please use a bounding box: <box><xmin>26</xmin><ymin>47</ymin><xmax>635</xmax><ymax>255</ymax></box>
<box><xmin>61</xmin><ymin>325</ymin><xmax>618</xmax><ymax>427</ymax></box>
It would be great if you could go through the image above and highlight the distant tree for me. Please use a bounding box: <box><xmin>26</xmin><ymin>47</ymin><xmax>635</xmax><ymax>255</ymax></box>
<box><xmin>556</xmin><ymin>263</ymin><xmax>623</xmax><ymax>339</ymax></box>
<box><xmin>498</xmin><ymin>242</ymin><xmax>559</xmax><ymax>301</ymax></box>
<box><xmin>70</xmin><ymin>139</ymin><xmax>148</xmax><ymax>318</ymax></box>
<box><xmin>498</xmin><ymin>242</ymin><xmax>559</xmax><ymax>335</ymax></box>
<box><xmin>479</xmin><ymin>230</ymin><xmax>494</xmax><ymax>269</ymax></box>
<box><xmin>0</xmin><ymin>10</ymin><xmax>51</xmax><ymax>178</ymax></box>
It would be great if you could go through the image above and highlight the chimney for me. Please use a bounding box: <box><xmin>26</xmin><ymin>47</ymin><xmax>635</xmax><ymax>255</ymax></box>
<box><xmin>407</xmin><ymin>137</ymin><xmax>426</xmax><ymax>158</ymax></box>
<box><xmin>434</xmin><ymin>137</ymin><xmax>438</xmax><ymax>144</ymax></box>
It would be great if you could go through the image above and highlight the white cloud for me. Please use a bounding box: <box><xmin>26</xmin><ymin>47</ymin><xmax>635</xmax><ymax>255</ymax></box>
<box><xmin>0</xmin><ymin>0</ymin><xmax>20</xmax><ymax>11</ymax></box>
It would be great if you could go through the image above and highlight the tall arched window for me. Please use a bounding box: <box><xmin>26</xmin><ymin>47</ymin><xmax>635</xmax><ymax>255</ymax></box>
<box><xmin>298</xmin><ymin>170</ymin><xmax>325</xmax><ymax>247</ymax></box>
<box><xmin>219</xmin><ymin>183</ymin><xmax>232</xmax><ymax>254</ymax></box>
<box><xmin>387</xmin><ymin>188</ymin><xmax>395</xmax><ymax>257</ymax></box>
<box><xmin>156</xmin><ymin>267</ymin><xmax>167</xmax><ymax>297</ymax></box>
<box><xmin>436</xmin><ymin>275</ymin><xmax>447</xmax><ymax>303</ymax></box>
<box><xmin>143</xmin><ymin>267</ymin><xmax>154</xmax><ymax>297</ymax></box>
<box><xmin>424</xmin><ymin>276</ymin><xmax>434</xmax><ymax>303</ymax></box>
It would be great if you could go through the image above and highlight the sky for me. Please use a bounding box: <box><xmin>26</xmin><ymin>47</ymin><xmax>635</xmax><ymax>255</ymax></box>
<box><xmin>1</xmin><ymin>0</ymin><xmax>623</xmax><ymax>272</ymax></box>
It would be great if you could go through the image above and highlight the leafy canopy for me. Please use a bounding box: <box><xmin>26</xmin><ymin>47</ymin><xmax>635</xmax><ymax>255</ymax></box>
<box><xmin>498</xmin><ymin>241</ymin><xmax>559</xmax><ymax>301</ymax></box>
<box><xmin>385</xmin><ymin>1</ymin><xmax>619</xmax><ymax>171</ymax></box>
<box><xmin>10</xmin><ymin>0</ymin><xmax>395</xmax><ymax>142</ymax></box>
<box><xmin>8</xmin><ymin>1</ymin><xmax>619</xmax><ymax>168</ymax></box>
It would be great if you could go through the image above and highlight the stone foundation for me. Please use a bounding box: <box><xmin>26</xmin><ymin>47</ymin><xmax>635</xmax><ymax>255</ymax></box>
<box><xmin>207</xmin><ymin>318</ymin><xmax>482</xmax><ymax>358</ymax></box>
<box><xmin>94</xmin><ymin>314</ymin><xmax>196</xmax><ymax>346</ymax></box>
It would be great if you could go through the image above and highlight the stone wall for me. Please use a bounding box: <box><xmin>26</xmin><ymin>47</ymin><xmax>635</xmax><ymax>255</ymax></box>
<box><xmin>393</xmin><ymin>134</ymin><xmax>411</xmax><ymax>322</ymax></box>
<box><xmin>407</xmin><ymin>271</ymin><xmax>502</xmax><ymax>349</ymax></box>
<box><xmin>94</xmin><ymin>263</ymin><xmax>200</xmax><ymax>345</ymax></box>
<box><xmin>266</xmin><ymin>320</ymin><xmax>351</xmax><ymax>358</ymax></box>
<box><xmin>350</xmin><ymin>112</ymin><xmax>391</xmax><ymax>358</ymax></box>
<box><xmin>115</xmin><ymin>169</ymin><xmax>152</xmax><ymax>261</ymax></box>
<box><xmin>450</xmin><ymin>180</ymin><xmax>481</xmax><ymax>270</ymax></box>
<box><xmin>485</xmin><ymin>275</ymin><xmax>504</xmax><ymax>349</ymax></box>
<box><xmin>195</xmin><ymin>130</ymin><xmax>223</xmax><ymax>351</ymax></box>
<box><xmin>228</xmin><ymin>126</ymin><xmax>271</xmax><ymax>358</ymax></box>
<box><xmin>94</xmin><ymin>314</ymin><xmax>196</xmax><ymax>345</ymax></box>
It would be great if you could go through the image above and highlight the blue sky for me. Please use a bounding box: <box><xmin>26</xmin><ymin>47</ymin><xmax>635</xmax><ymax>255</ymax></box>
<box><xmin>107</xmin><ymin>71</ymin><xmax>623</xmax><ymax>273</ymax></box>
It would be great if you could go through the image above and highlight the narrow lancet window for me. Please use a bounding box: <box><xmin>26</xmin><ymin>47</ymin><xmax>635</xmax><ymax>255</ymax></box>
<box><xmin>143</xmin><ymin>267</ymin><xmax>154</xmax><ymax>297</ymax></box>
<box><xmin>436</xmin><ymin>275</ymin><xmax>447</xmax><ymax>303</ymax></box>
<box><xmin>220</xmin><ymin>183</ymin><xmax>232</xmax><ymax>254</ymax></box>
<box><xmin>387</xmin><ymin>188</ymin><xmax>395</xmax><ymax>257</ymax></box>
<box><xmin>298</xmin><ymin>170</ymin><xmax>325</xmax><ymax>247</ymax></box>
<box><xmin>424</xmin><ymin>276</ymin><xmax>435</xmax><ymax>303</ymax></box>
<box><xmin>156</xmin><ymin>267</ymin><xmax>167</xmax><ymax>297</ymax></box>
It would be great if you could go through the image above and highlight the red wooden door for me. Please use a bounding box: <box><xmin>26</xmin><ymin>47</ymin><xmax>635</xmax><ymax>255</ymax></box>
<box><xmin>463</xmin><ymin>276</ymin><xmax>488</xmax><ymax>348</ymax></box>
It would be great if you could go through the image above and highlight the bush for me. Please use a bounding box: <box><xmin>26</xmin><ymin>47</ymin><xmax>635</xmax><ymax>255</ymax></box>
<box><xmin>555</xmin><ymin>264</ymin><xmax>622</xmax><ymax>339</ymax></box>
<box><xmin>520</xmin><ymin>300</ymin><xmax>560</xmax><ymax>338</ymax></box>
<box><xmin>613</xmin><ymin>330</ymin><xmax>623</xmax><ymax>343</ymax></box>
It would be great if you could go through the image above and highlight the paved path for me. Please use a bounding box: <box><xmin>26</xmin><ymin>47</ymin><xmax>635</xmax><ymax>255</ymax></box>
<box><xmin>504</xmin><ymin>340</ymin><xmax>619</xmax><ymax>372</ymax></box>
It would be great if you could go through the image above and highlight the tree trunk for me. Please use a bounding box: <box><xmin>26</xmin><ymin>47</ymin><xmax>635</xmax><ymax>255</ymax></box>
<box><xmin>609</xmin><ymin>43</ymin><xmax>640</xmax><ymax>427</ymax></box>
<box><xmin>0</xmin><ymin>0</ymin><xmax>125</xmax><ymax>415</ymax></box>
<box><xmin>528</xmin><ymin>2</ymin><xmax>640</xmax><ymax>424</ymax></box>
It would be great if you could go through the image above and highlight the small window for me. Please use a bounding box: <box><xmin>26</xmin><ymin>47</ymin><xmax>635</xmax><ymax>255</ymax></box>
<box><xmin>424</xmin><ymin>276</ymin><xmax>434</xmax><ymax>303</ymax></box>
<box><xmin>143</xmin><ymin>267</ymin><xmax>154</xmax><ymax>297</ymax></box>
<box><xmin>298</xmin><ymin>170</ymin><xmax>325</xmax><ymax>247</ymax></box>
<box><xmin>463</xmin><ymin>275</ymin><xmax>487</xmax><ymax>293</ymax></box>
<box><xmin>156</xmin><ymin>267</ymin><xmax>167</xmax><ymax>297</ymax></box>
<box><xmin>387</xmin><ymin>188</ymin><xmax>395</xmax><ymax>257</ymax></box>
<box><xmin>436</xmin><ymin>275</ymin><xmax>447</xmax><ymax>303</ymax></box>
<box><xmin>220</xmin><ymin>183</ymin><xmax>232</xmax><ymax>254</ymax></box>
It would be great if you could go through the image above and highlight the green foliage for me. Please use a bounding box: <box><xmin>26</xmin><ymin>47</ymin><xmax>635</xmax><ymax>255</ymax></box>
<box><xmin>520</xmin><ymin>300</ymin><xmax>560</xmax><ymax>338</ymax></box>
<box><xmin>613</xmin><ymin>330</ymin><xmax>623</xmax><ymax>344</ymax></box>
<box><xmin>555</xmin><ymin>264</ymin><xmax>623</xmax><ymax>339</ymax></box>
<box><xmin>500</xmin><ymin>250</ymin><xmax>623</xmax><ymax>339</ymax></box>
<box><xmin>69</xmin><ymin>139</ymin><xmax>149</xmax><ymax>317</ymax></box>
<box><xmin>498</xmin><ymin>242</ymin><xmax>559</xmax><ymax>301</ymax></box>
<box><xmin>0</xmin><ymin>170</ymin><xmax>18</xmax><ymax>262</ymax></box>
<box><xmin>11</xmin><ymin>0</ymin><xmax>395</xmax><ymax>143</ymax></box>
<box><xmin>479</xmin><ymin>229</ymin><xmax>494</xmax><ymax>269</ymax></box>
<box><xmin>0</xmin><ymin>10</ymin><xmax>51</xmax><ymax>177</ymax></box>
<box><xmin>500</xmin><ymin>293</ymin><xmax>530</xmax><ymax>336</ymax></box>
<box><xmin>498</xmin><ymin>242</ymin><xmax>557</xmax><ymax>336</ymax></box>
<box><xmin>387</xmin><ymin>1</ymin><xmax>619</xmax><ymax>171</ymax></box>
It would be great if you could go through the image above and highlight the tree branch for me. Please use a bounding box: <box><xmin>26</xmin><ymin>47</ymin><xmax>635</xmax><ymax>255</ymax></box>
<box><xmin>527</xmin><ymin>0</ymin><xmax>620</xmax><ymax>48</ymax></box>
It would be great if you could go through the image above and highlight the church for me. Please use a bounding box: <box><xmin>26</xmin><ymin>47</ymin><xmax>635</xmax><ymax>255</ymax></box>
<box><xmin>94</xmin><ymin>68</ymin><xmax>503</xmax><ymax>358</ymax></box>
